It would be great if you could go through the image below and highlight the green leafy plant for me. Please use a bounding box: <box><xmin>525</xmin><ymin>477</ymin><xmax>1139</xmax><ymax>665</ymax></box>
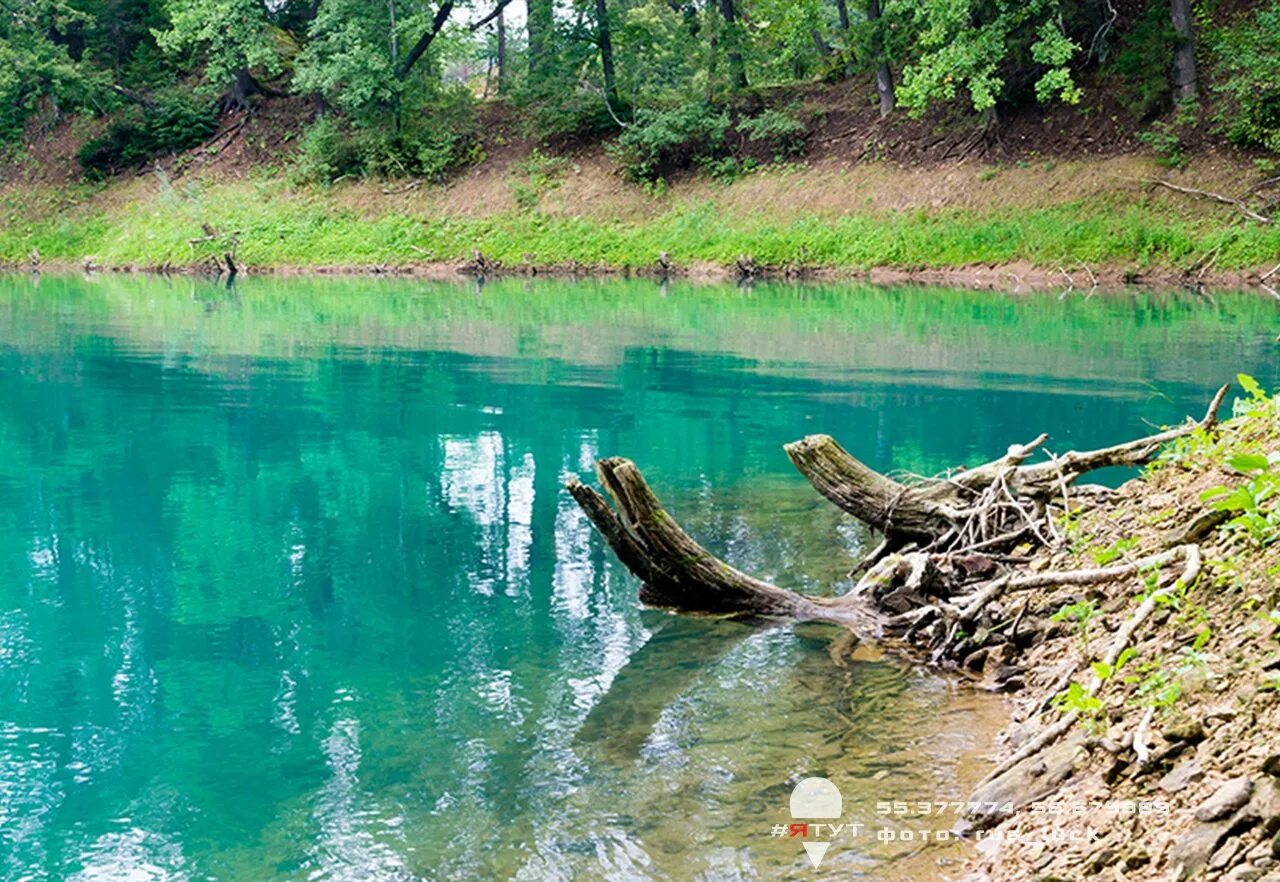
<box><xmin>736</xmin><ymin>107</ymin><xmax>808</xmax><ymax>161</ymax></box>
<box><xmin>1193</xmin><ymin>376</ymin><xmax>1280</xmax><ymax>546</ymax></box>
<box><xmin>609</xmin><ymin>101</ymin><xmax>731</xmax><ymax>183</ymax></box>
<box><xmin>1054</xmin><ymin>679</ymin><xmax>1104</xmax><ymax>726</ymax></box>
<box><xmin>1092</xmin><ymin>536</ymin><xmax>1138</xmax><ymax>565</ymax></box>
<box><xmin>1200</xmin><ymin>452</ymin><xmax>1280</xmax><ymax>547</ymax></box>
<box><xmin>1091</xmin><ymin>646</ymin><xmax>1136</xmax><ymax>684</ymax></box>
<box><xmin>1127</xmin><ymin>661</ymin><xmax>1182</xmax><ymax>709</ymax></box>
<box><xmin>1232</xmin><ymin>373</ymin><xmax>1275</xmax><ymax>419</ymax></box>
<box><xmin>510</xmin><ymin>149</ymin><xmax>570</xmax><ymax>211</ymax></box>
<box><xmin>1136</xmin><ymin>122</ymin><xmax>1185</xmax><ymax>169</ymax></box>
<box><xmin>1051</xmin><ymin>599</ymin><xmax>1100</xmax><ymax>653</ymax></box>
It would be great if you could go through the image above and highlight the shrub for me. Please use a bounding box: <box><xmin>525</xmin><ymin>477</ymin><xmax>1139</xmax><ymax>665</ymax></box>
<box><xmin>1208</xmin><ymin>2</ymin><xmax>1280</xmax><ymax>153</ymax></box>
<box><xmin>77</xmin><ymin>94</ymin><xmax>218</xmax><ymax>178</ymax></box>
<box><xmin>528</xmin><ymin>88</ymin><xmax>623</xmax><ymax>142</ymax></box>
<box><xmin>736</xmin><ymin>107</ymin><xmax>808</xmax><ymax>160</ymax></box>
<box><xmin>290</xmin><ymin>115</ymin><xmax>362</xmax><ymax>184</ymax></box>
<box><xmin>1110</xmin><ymin>4</ymin><xmax>1176</xmax><ymax>120</ymax></box>
<box><xmin>609</xmin><ymin>101</ymin><xmax>730</xmax><ymax>182</ymax></box>
<box><xmin>289</xmin><ymin>87</ymin><xmax>482</xmax><ymax>184</ymax></box>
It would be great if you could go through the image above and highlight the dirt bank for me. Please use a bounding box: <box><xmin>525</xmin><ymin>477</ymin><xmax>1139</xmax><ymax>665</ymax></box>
<box><xmin>14</xmin><ymin>256</ymin><xmax>1280</xmax><ymax>297</ymax></box>
<box><xmin>946</xmin><ymin>393</ymin><xmax>1280</xmax><ymax>882</ymax></box>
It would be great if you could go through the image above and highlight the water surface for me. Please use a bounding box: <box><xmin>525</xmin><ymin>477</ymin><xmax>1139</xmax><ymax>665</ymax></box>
<box><xmin>0</xmin><ymin>274</ymin><xmax>1276</xmax><ymax>882</ymax></box>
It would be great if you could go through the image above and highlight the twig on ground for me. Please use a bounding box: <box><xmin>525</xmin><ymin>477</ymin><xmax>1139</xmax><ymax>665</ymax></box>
<box><xmin>1148</xmin><ymin>179</ymin><xmax>1274</xmax><ymax>225</ymax></box>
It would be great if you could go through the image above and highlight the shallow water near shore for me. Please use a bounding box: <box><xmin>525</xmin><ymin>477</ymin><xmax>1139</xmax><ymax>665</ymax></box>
<box><xmin>0</xmin><ymin>273</ymin><xmax>1277</xmax><ymax>882</ymax></box>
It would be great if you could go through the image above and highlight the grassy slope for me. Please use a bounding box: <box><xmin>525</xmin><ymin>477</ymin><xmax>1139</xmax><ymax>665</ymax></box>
<box><xmin>2</xmin><ymin>148</ymin><xmax>1279</xmax><ymax>276</ymax></box>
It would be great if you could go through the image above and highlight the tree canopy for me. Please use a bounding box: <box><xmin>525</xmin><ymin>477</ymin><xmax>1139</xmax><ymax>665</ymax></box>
<box><xmin>2</xmin><ymin>0</ymin><xmax>1277</xmax><ymax>178</ymax></box>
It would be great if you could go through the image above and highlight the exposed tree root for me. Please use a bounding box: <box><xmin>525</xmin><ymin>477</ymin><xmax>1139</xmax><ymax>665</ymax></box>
<box><xmin>568</xmin><ymin>388</ymin><xmax>1225</xmax><ymax>645</ymax></box>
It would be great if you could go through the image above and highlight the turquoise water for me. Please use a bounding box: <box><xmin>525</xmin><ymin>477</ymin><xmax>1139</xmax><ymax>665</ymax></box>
<box><xmin>0</xmin><ymin>274</ymin><xmax>1277</xmax><ymax>882</ymax></box>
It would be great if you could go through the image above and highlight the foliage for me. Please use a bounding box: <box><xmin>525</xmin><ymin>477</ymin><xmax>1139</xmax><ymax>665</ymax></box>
<box><xmin>1206</xmin><ymin>2</ymin><xmax>1280</xmax><ymax>153</ymax></box>
<box><xmin>77</xmin><ymin>93</ymin><xmax>217</xmax><ymax>177</ymax></box>
<box><xmin>609</xmin><ymin>101</ymin><xmax>730</xmax><ymax>182</ymax></box>
<box><xmin>294</xmin><ymin>0</ymin><xmax>402</xmax><ymax>122</ymax></box>
<box><xmin>1091</xmin><ymin>536</ymin><xmax>1138</xmax><ymax>565</ymax></box>
<box><xmin>1197</xmin><ymin>376</ymin><xmax>1280</xmax><ymax>547</ymax></box>
<box><xmin>527</xmin><ymin>88</ymin><xmax>623</xmax><ymax>142</ymax></box>
<box><xmin>1053</xmin><ymin>678</ymin><xmax>1104</xmax><ymax>724</ymax></box>
<box><xmin>1051</xmin><ymin>598</ymin><xmax>1099</xmax><ymax>653</ymax></box>
<box><xmin>153</xmin><ymin>0</ymin><xmax>282</xmax><ymax>92</ymax></box>
<box><xmin>1110</xmin><ymin>4</ymin><xmax>1176</xmax><ymax>120</ymax></box>
<box><xmin>0</xmin><ymin>0</ymin><xmax>101</xmax><ymax>140</ymax></box>
<box><xmin>736</xmin><ymin>107</ymin><xmax>807</xmax><ymax>160</ymax></box>
<box><xmin>290</xmin><ymin>115</ymin><xmax>362</xmax><ymax>184</ymax></box>
<box><xmin>509</xmin><ymin>148</ymin><xmax>569</xmax><ymax>211</ymax></box>
<box><xmin>898</xmin><ymin>0</ymin><xmax>1081</xmax><ymax>114</ymax></box>
<box><xmin>1200</xmin><ymin>447</ymin><xmax>1280</xmax><ymax>546</ymax></box>
<box><xmin>1136</xmin><ymin>99</ymin><xmax>1198</xmax><ymax>169</ymax></box>
<box><xmin>4</xmin><ymin>0</ymin><xmax>1273</xmax><ymax>187</ymax></box>
<box><xmin>289</xmin><ymin>89</ymin><xmax>481</xmax><ymax>184</ymax></box>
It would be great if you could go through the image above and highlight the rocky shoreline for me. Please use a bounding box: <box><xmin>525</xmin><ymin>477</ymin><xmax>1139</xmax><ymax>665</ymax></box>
<box><xmin>946</xmin><ymin>390</ymin><xmax>1280</xmax><ymax>882</ymax></box>
<box><xmin>566</xmin><ymin>381</ymin><xmax>1280</xmax><ymax>882</ymax></box>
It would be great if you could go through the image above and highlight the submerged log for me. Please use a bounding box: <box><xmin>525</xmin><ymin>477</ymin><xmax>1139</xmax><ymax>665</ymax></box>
<box><xmin>566</xmin><ymin>458</ymin><xmax>877</xmax><ymax>628</ymax></box>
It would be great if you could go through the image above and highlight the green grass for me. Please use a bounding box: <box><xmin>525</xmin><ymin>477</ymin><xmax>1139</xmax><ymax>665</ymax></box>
<box><xmin>2</xmin><ymin>177</ymin><xmax>1279</xmax><ymax>272</ymax></box>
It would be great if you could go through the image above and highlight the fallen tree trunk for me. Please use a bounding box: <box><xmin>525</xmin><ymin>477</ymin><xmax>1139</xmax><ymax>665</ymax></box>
<box><xmin>784</xmin><ymin>384</ymin><xmax>1228</xmax><ymax>553</ymax></box>
<box><xmin>566</xmin><ymin>386</ymin><xmax>1229</xmax><ymax>648</ymax></box>
<box><xmin>566</xmin><ymin>458</ymin><xmax>877</xmax><ymax>627</ymax></box>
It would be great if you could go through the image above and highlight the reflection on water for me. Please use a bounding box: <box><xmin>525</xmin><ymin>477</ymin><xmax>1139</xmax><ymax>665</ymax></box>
<box><xmin>0</xmin><ymin>273</ymin><xmax>1276</xmax><ymax>881</ymax></box>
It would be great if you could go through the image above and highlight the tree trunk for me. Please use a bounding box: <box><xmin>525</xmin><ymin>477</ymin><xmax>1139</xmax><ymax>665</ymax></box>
<box><xmin>527</xmin><ymin>0</ymin><xmax>555</xmax><ymax>82</ymax></box>
<box><xmin>397</xmin><ymin>0</ymin><xmax>455</xmax><ymax>79</ymax></box>
<box><xmin>1170</xmin><ymin>0</ymin><xmax>1197</xmax><ymax>101</ymax></box>
<box><xmin>833</xmin><ymin>0</ymin><xmax>850</xmax><ymax>31</ymax></box>
<box><xmin>388</xmin><ymin>0</ymin><xmax>401</xmax><ymax>132</ymax></box>
<box><xmin>595</xmin><ymin>0</ymin><xmax>619</xmax><ymax>107</ymax></box>
<box><xmin>567</xmin><ymin>459</ymin><xmax>873</xmax><ymax>624</ymax></box>
<box><xmin>496</xmin><ymin>6</ymin><xmax>506</xmax><ymax>94</ymax></box>
<box><xmin>784</xmin><ymin>384</ymin><xmax>1227</xmax><ymax>551</ymax></box>
<box><xmin>867</xmin><ymin>0</ymin><xmax>896</xmax><ymax>117</ymax></box>
<box><xmin>717</xmin><ymin>0</ymin><xmax>748</xmax><ymax>92</ymax></box>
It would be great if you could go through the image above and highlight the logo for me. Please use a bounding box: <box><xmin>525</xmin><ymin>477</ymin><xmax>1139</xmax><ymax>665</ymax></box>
<box><xmin>790</xmin><ymin>777</ymin><xmax>841</xmax><ymax>868</ymax></box>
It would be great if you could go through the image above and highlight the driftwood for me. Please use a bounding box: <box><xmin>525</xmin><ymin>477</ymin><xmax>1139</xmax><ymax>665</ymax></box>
<box><xmin>784</xmin><ymin>383</ymin><xmax>1227</xmax><ymax>555</ymax></box>
<box><xmin>1148</xmin><ymin>179</ymin><xmax>1274</xmax><ymax>226</ymax></box>
<box><xmin>567</xmin><ymin>386</ymin><xmax>1228</xmax><ymax>640</ymax></box>
<box><xmin>566</xmin><ymin>387</ymin><xmax>1228</xmax><ymax>819</ymax></box>
<box><xmin>566</xmin><ymin>458</ymin><xmax>877</xmax><ymax>627</ymax></box>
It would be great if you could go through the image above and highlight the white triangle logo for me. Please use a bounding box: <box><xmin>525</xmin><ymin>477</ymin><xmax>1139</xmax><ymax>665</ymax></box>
<box><xmin>803</xmin><ymin>841</ymin><xmax>830</xmax><ymax>868</ymax></box>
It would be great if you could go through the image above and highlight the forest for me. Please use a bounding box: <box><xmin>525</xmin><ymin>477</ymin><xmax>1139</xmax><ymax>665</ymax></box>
<box><xmin>2</xmin><ymin>0</ymin><xmax>1279</xmax><ymax>185</ymax></box>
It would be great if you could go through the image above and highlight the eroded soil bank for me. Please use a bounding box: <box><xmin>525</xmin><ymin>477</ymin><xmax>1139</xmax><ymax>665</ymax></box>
<box><xmin>948</xmin><ymin>392</ymin><xmax>1280</xmax><ymax>882</ymax></box>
